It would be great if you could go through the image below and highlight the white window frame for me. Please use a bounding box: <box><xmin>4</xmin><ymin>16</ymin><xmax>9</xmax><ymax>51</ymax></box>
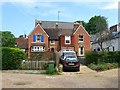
<box><xmin>50</xmin><ymin>40</ymin><xmax>55</xmax><ymax>44</ymax></box>
<box><xmin>36</xmin><ymin>34</ymin><xmax>41</xmax><ymax>42</ymax></box>
<box><xmin>65</xmin><ymin>36</ymin><xmax>71</xmax><ymax>44</ymax></box>
<box><xmin>79</xmin><ymin>34</ymin><xmax>84</xmax><ymax>42</ymax></box>
<box><xmin>31</xmin><ymin>46</ymin><xmax>44</xmax><ymax>52</ymax></box>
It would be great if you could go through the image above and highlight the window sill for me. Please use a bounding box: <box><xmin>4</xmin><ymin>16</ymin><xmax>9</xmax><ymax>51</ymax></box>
<box><xmin>78</xmin><ymin>41</ymin><xmax>84</xmax><ymax>43</ymax></box>
<box><xmin>32</xmin><ymin>42</ymin><xmax>45</xmax><ymax>43</ymax></box>
<box><xmin>31</xmin><ymin>51</ymin><xmax>45</xmax><ymax>52</ymax></box>
<box><xmin>65</xmin><ymin>43</ymin><xmax>71</xmax><ymax>44</ymax></box>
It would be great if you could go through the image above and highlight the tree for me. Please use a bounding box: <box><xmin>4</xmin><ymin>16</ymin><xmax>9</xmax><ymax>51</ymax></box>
<box><xmin>95</xmin><ymin>30</ymin><xmax>113</xmax><ymax>51</ymax></box>
<box><xmin>87</xmin><ymin>15</ymin><xmax>108</xmax><ymax>34</ymax></box>
<box><xmin>0</xmin><ymin>31</ymin><xmax>16</xmax><ymax>47</ymax></box>
<box><xmin>75</xmin><ymin>20</ymin><xmax>87</xmax><ymax>29</ymax></box>
<box><xmin>19</xmin><ymin>35</ymin><xmax>24</xmax><ymax>38</ymax></box>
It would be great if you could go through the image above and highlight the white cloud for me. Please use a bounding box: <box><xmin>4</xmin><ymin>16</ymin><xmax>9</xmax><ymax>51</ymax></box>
<box><xmin>101</xmin><ymin>2</ymin><xmax>118</xmax><ymax>10</ymax></box>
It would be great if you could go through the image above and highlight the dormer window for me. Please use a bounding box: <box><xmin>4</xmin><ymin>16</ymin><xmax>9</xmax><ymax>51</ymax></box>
<box><xmin>79</xmin><ymin>34</ymin><xmax>84</xmax><ymax>42</ymax></box>
<box><xmin>65</xmin><ymin>36</ymin><xmax>71</xmax><ymax>44</ymax></box>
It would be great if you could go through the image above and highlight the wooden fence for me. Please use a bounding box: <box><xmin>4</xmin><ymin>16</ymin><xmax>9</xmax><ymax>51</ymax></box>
<box><xmin>19</xmin><ymin>61</ymin><xmax>50</xmax><ymax>70</ymax></box>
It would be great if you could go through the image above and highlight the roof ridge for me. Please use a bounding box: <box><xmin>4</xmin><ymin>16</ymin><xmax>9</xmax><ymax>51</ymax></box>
<box><xmin>41</xmin><ymin>21</ymin><xmax>73</xmax><ymax>23</ymax></box>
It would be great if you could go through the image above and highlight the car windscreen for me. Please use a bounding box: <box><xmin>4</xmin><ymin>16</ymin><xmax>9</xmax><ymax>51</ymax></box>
<box><xmin>64</xmin><ymin>52</ymin><xmax>76</xmax><ymax>58</ymax></box>
<box><xmin>66</xmin><ymin>58</ymin><xmax>78</xmax><ymax>62</ymax></box>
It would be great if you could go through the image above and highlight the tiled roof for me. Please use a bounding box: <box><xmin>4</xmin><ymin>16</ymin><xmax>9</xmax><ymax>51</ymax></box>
<box><xmin>41</xmin><ymin>21</ymin><xmax>74</xmax><ymax>29</ymax></box>
<box><xmin>44</xmin><ymin>28</ymin><xmax>60</xmax><ymax>40</ymax></box>
<box><xmin>16</xmin><ymin>38</ymin><xmax>28</xmax><ymax>49</ymax></box>
<box><xmin>59</xmin><ymin>29</ymin><xmax>73</xmax><ymax>36</ymax></box>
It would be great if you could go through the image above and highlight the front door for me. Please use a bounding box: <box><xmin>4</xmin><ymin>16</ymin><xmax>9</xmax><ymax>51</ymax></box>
<box><xmin>78</xmin><ymin>46</ymin><xmax>84</xmax><ymax>56</ymax></box>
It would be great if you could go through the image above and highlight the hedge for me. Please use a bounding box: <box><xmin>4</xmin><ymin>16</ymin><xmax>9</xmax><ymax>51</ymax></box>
<box><xmin>2</xmin><ymin>47</ymin><xmax>27</xmax><ymax>70</ymax></box>
<box><xmin>85</xmin><ymin>51</ymin><xmax>120</xmax><ymax>66</ymax></box>
<box><xmin>30</xmin><ymin>51</ymin><xmax>54</xmax><ymax>61</ymax></box>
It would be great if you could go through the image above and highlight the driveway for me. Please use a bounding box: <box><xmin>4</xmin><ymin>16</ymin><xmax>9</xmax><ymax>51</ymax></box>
<box><xmin>1</xmin><ymin>65</ymin><xmax>119</xmax><ymax>88</ymax></box>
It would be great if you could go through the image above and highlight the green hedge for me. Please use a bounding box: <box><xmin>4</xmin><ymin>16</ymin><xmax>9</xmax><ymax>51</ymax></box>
<box><xmin>30</xmin><ymin>51</ymin><xmax>54</xmax><ymax>61</ymax></box>
<box><xmin>2</xmin><ymin>47</ymin><xmax>27</xmax><ymax>70</ymax></box>
<box><xmin>85</xmin><ymin>51</ymin><xmax>120</xmax><ymax>66</ymax></box>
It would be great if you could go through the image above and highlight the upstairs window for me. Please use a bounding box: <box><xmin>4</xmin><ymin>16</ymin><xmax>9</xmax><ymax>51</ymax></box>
<box><xmin>65</xmin><ymin>36</ymin><xmax>71</xmax><ymax>44</ymax></box>
<box><xmin>37</xmin><ymin>35</ymin><xmax>41</xmax><ymax>42</ymax></box>
<box><xmin>33</xmin><ymin>34</ymin><xmax>44</xmax><ymax>42</ymax></box>
<box><xmin>79</xmin><ymin>34</ymin><xmax>84</xmax><ymax>42</ymax></box>
<box><xmin>50</xmin><ymin>40</ymin><xmax>55</xmax><ymax>44</ymax></box>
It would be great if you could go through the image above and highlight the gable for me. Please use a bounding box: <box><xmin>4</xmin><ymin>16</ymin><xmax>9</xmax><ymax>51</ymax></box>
<box><xmin>28</xmin><ymin>24</ymin><xmax>49</xmax><ymax>37</ymax></box>
<box><xmin>73</xmin><ymin>25</ymin><xmax>90</xmax><ymax>37</ymax></box>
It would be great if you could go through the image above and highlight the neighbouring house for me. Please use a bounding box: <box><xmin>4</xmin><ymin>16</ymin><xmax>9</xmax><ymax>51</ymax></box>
<box><xmin>27</xmin><ymin>20</ymin><xmax>91</xmax><ymax>58</ymax></box>
<box><xmin>16</xmin><ymin>36</ymin><xmax>28</xmax><ymax>53</ymax></box>
<box><xmin>91</xmin><ymin>23</ymin><xmax>120</xmax><ymax>52</ymax></box>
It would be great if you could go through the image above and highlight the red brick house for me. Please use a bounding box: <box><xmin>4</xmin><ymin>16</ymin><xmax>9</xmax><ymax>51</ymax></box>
<box><xmin>28</xmin><ymin>20</ymin><xmax>90</xmax><ymax>57</ymax></box>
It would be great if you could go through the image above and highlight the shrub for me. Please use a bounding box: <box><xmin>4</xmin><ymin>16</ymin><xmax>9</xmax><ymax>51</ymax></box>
<box><xmin>85</xmin><ymin>51</ymin><xmax>120</xmax><ymax>65</ymax></box>
<box><xmin>2</xmin><ymin>47</ymin><xmax>26</xmax><ymax>70</ymax></box>
<box><xmin>30</xmin><ymin>51</ymin><xmax>54</xmax><ymax>61</ymax></box>
<box><xmin>85</xmin><ymin>51</ymin><xmax>99</xmax><ymax>65</ymax></box>
<box><xmin>88</xmin><ymin>63</ymin><xmax>118</xmax><ymax>71</ymax></box>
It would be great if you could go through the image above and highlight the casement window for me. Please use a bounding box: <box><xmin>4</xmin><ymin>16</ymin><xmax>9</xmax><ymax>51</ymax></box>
<box><xmin>50</xmin><ymin>40</ymin><xmax>55</xmax><ymax>44</ymax></box>
<box><xmin>65</xmin><ymin>36</ymin><xmax>71</xmax><ymax>44</ymax></box>
<box><xmin>79</xmin><ymin>34</ymin><xmax>84</xmax><ymax>42</ymax></box>
<box><xmin>31</xmin><ymin>46</ymin><xmax>44</xmax><ymax>52</ymax></box>
<box><xmin>33</xmin><ymin>34</ymin><xmax>44</xmax><ymax>42</ymax></box>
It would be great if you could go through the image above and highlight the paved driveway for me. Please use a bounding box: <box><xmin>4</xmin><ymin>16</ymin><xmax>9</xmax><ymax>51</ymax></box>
<box><xmin>1</xmin><ymin>65</ymin><xmax>119</xmax><ymax>88</ymax></box>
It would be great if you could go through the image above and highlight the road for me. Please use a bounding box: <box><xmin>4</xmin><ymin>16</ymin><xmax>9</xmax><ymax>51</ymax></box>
<box><xmin>1</xmin><ymin>65</ymin><xmax>119</xmax><ymax>88</ymax></box>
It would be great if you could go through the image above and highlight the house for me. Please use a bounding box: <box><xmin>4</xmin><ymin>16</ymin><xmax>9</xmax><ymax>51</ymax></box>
<box><xmin>28</xmin><ymin>20</ymin><xmax>91</xmax><ymax>58</ymax></box>
<box><xmin>16</xmin><ymin>36</ymin><xmax>28</xmax><ymax>53</ymax></box>
<box><xmin>91</xmin><ymin>23</ymin><xmax>120</xmax><ymax>52</ymax></box>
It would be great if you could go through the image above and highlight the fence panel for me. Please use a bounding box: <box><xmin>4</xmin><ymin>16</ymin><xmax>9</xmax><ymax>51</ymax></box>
<box><xmin>20</xmin><ymin>61</ymin><xmax>49</xmax><ymax>70</ymax></box>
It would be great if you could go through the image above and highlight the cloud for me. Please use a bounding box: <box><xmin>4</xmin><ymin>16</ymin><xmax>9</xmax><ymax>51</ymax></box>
<box><xmin>101</xmin><ymin>2</ymin><xmax>118</xmax><ymax>10</ymax></box>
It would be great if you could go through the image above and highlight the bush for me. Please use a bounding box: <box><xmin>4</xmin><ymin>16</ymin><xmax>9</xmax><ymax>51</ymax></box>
<box><xmin>88</xmin><ymin>63</ymin><xmax>118</xmax><ymax>71</ymax></box>
<box><xmin>30</xmin><ymin>51</ymin><xmax>54</xmax><ymax>61</ymax></box>
<box><xmin>85</xmin><ymin>51</ymin><xmax>120</xmax><ymax>65</ymax></box>
<box><xmin>2</xmin><ymin>47</ymin><xmax>27</xmax><ymax>70</ymax></box>
<box><xmin>85</xmin><ymin>51</ymin><xmax>99</xmax><ymax>65</ymax></box>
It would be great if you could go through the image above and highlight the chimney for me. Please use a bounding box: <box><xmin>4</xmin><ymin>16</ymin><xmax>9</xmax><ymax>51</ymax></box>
<box><xmin>73</xmin><ymin>22</ymin><xmax>80</xmax><ymax>31</ymax></box>
<box><xmin>35</xmin><ymin>19</ymin><xmax>42</xmax><ymax>26</ymax></box>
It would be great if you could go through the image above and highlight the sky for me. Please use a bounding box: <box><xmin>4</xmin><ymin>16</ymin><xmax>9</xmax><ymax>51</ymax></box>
<box><xmin>0</xmin><ymin>0</ymin><xmax>119</xmax><ymax>37</ymax></box>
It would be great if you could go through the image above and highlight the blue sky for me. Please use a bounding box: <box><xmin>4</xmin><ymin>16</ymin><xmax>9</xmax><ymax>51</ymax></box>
<box><xmin>1</xmin><ymin>0</ymin><xmax>119</xmax><ymax>37</ymax></box>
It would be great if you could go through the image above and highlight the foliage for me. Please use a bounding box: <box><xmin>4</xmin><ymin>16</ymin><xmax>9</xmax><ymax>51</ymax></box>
<box><xmin>88</xmin><ymin>63</ymin><xmax>118</xmax><ymax>72</ymax></box>
<box><xmin>87</xmin><ymin>15</ymin><xmax>108</xmax><ymax>34</ymax></box>
<box><xmin>85</xmin><ymin>51</ymin><xmax>120</xmax><ymax>65</ymax></box>
<box><xmin>30</xmin><ymin>51</ymin><xmax>54</xmax><ymax>61</ymax></box>
<box><xmin>85</xmin><ymin>51</ymin><xmax>99</xmax><ymax>65</ymax></box>
<box><xmin>0</xmin><ymin>31</ymin><xmax>16</xmax><ymax>47</ymax></box>
<box><xmin>76</xmin><ymin>20</ymin><xmax>87</xmax><ymax>30</ymax></box>
<box><xmin>2</xmin><ymin>47</ymin><xmax>26</xmax><ymax>70</ymax></box>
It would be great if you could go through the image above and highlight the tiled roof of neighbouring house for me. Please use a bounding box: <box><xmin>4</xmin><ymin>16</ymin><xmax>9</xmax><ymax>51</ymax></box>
<box><xmin>16</xmin><ymin>38</ymin><xmax>28</xmax><ymax>49</ymax></box>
